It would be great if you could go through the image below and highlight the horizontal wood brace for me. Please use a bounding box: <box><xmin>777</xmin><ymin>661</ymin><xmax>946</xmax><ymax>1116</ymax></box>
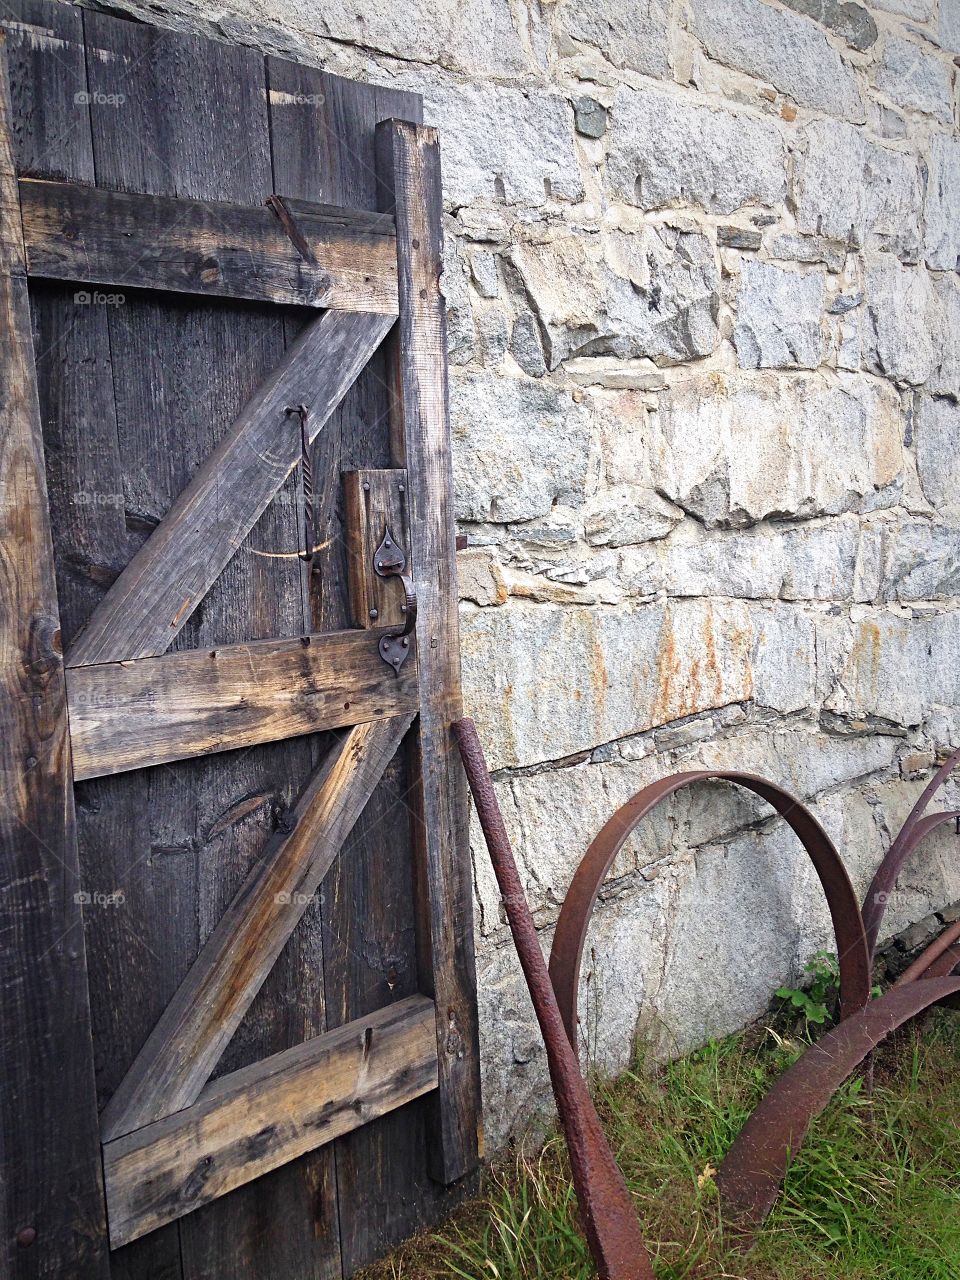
<box><xmin>66</xmin><ymin>628</ymin><xmax>418</xmax><ymax>780</ymax></box>
<box><xmin>18</xmin><ymin>178</ymin><xmax>399</xmax><ymax>313</ymax></box>
<box><xmin>102</xmin><ymin>995</ymin><xmax>439</xmax><ymax>1249</ymax></box>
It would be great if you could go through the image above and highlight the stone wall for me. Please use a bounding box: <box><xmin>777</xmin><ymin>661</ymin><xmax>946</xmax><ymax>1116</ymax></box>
<box><xmin>95</xmin><ymin>0</ymin><xmax>960</xmax><ymax>1149</ymax></box>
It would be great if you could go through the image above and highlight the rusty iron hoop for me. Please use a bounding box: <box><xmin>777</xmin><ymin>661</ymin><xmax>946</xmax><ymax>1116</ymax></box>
<box><xmin>548</xmin><ymin>771</ymin><xmax>873</xmax><ymax>1053</ymax></box>
<box><xmin>716</xmin><ymin>975</ymin><xmax>960</xmax><ymax>1226</ymax></box>
<box><xmin>862</xmin><ymin>748</ymin><xmax>960</xmax><ymax>960</ymax></box>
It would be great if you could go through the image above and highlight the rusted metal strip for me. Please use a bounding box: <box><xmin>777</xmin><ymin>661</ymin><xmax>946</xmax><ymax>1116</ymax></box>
<box><xmin>895</xmin><ymin>917</ymin><xmax>960</xmax><ymax>984</ymax></box>
<box><xmin>453</xmin><ymin>717</ymin><xmax>654</xmax><ymax>1280</ymax></box>
<box><xmin>548</xmin><ymin>771</ymin><xmax>872</xmax><ymax>1051</ymax></box>
<box><xmin>862</xmin><ymin>749</ymin><xmax>960</xmax><ymax>959</ymax></box>
<box><xmin>716</xmin><ymin>976</ymin><xmax>960</xmax><ymax>1228</ymax></box>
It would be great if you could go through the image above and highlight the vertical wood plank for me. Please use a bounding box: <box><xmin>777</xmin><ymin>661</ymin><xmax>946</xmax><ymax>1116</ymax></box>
<box><xmin>343</xmin><ymin>468</ymin><xmax>411</xmax><ymax>630</ymax></box>
<box><xmin>268</xmin><ymin>62</ymin><xmax>468</xmax><ymax>1274</ymax></box>
<box><xmin>0</xmin><ymin>26</ymin><xmax>109</xmax><ymax>1280</ymax></box>
<box><xmin>376</xmin><ymin>118</ymin><xmax>482</xmax><ymax>1185</ymax></box>
<box><xmin>78</xmin><ymin>15</ymin><xmax>340</xmax><ymax>1279</ymax></box>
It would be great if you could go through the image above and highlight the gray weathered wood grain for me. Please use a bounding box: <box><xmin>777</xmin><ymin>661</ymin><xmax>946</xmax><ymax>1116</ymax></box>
<box><xmin>0</xmin><ymin>25</ymin><xmax>109</xmax><ymax>1279</ymax></box>
<box><xmin>69</xmin><ymin>306</ymin><xmax>394</xmax><ymax>667</ymax></box>
<box><xmin>100</xmin><ymin>713</ymin><xmax>413</xmax><ymax>1142</ymax></box>
<box><xmin>376</xmin><ymin>118</ymin><xmax>482</xmax><ymax>1186</ymax></box>
<box><xmin>103</xmin><ymin>996</ymin><xmax>438</xmax><ymax>1248</ymax></box>
<box><xmin>67</xmin><ymin>628</ymin><xmax>418</xmax><ymax>779</ymax></box>
<box><xmin>20</xmin><ymin>178</ymin><xmax>398</xmax><ymax>313</ymax></box>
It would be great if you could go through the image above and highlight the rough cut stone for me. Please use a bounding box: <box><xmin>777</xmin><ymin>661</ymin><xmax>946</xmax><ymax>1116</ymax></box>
<box><xmin>261</xmin><ymin>0</ymin><xmax>528</xmax><ymax>73</ymax></box>
<box><xmin>881</xmin><ymin>522</ymin><xmax>960</xmax><ymax>602</ymax></box>
<box><xmin>410</xmin><ymin>75</ymin><xmax>584</xmax><ymax>207</ymax></box>
<box><xmin>930</xmin><ymin>274</ymin><xmax>960</xmax><ymax>398</ymax></box>
<box><xmin>574</xmin><ymin>96</ymin><xmax>608</xmax><ymax>139</ymax></box>
<box><xmin>718</xmin><ymin>226</ymin><xmax>762</xmax><ymax>250</ymax></box>
<box><xmin>470</xmin><ymin>251</ymin><xmax>499</xmax><ymax>298</ymax></box>
<box><xmin>605</xmin><ymin>85</ymin><xmax>786</xmax><ymax>216</ymax></box>
<box><xmin>567</xmin><ymin>359</ymin><xmax>665</xmax><ymax>391</ymax></box>
<box><xmin>793</xmin><ymin>120</ymin><xmax>923</xmax><ymax>261</ymax></box>
<box><xmin>477</xmin><ymin>308</ymin><xmax>508</xmax><ymax>367</ymax></box>
<box><xmin>449</xmin><ymin>371</ymin><xmax>592</xmax><ymax>522</ymax></box>
<box><xmin>873</xmin><ymin>35</ymin><xmax>954</xmax><ymax>124</ymax></box>
<box><xmin>655</xmin><ymin>517</ymin><xmax>881</xmax><ymax>602</ymax></box>
<box><xmin>460</xmin><ymin>598</ymin><xmax>759</xmax><ymax>769</ymax></box>
<box><xmin>687</xmin><ymin>0</ymin><xmax>864</xmax><ymax>121</ymax></box>
<box><xmin>778</xmin><ymin>0</ymin><xmax>877</xmax><ymax>51</ymax></box>
<box><xmin>583</xmin><ymin>486</ymin><xmax>683</xmax><ymax>547</ymax></box>
<box><xmin>602</xmin><ymin>227</ymin><xmax>721</xmax><ymax>363</ymax></box>
<box><xmin>509</xmin><ymin>311</ymin><xmax>547</xmax><ymax>378</ymax></box>
<box><xmin>769</xmin><ymin>232</ymin><xmax>846</xmax><ymax>273</ymax></box>
<box><xmin>508</xmin><ymin>233</ymin><xmax>605</xmax><ymax>366</ymax></box>
<box><xmin>442</xmin><ymin>239</ymin><xmax>475</xmax><ymax>366</ymax></box>
<box><xmin>557</xmin><ymin>0</ymin><xmax>671</xmax><ymax>78</ymax></box>
<box><xmin>869</xmin><ymin>0</ymin><xmax>934</xmax><ymax>17</ymax></box>
<box><xmin>458</xmin><ymin>548</ymin><xmax>509</xmax><ymax>606</ymax></box>
<box><xmin>751</xmin><ymin>604</ymin><xmax>820</xmax><ymax>713</ymax></box>
<box><xmin>941</xmin><ymin>0</ymin><xmax>960</xmax><ymax>54</ymax></box>
<box><xmin>863</xmin><ymin>253</ymin><xmax>940</xmax><ymax>386</ymax></box>
<box><xmin>653</xmin><ymin>372</ymin><xmax>903</xmax><ymax>527</ymax></box>
<box><xmin>925</xmin><ymin>134</ymin><xmax>960</xmax><ymax>271</ymax></box>
<box><xmin>475</xmin><ymin>942</ymin><xmax>550</xmax><ymax>1148</ymax></box>
<box><xmin>595</xmin><ymin>390</ymin><xmax>653</xmax><ymax>487</ymax></box>
<box><xmin>916</xmin><ymin>396</ymin><xmax>960</xmax><ymax>515</ymax></box>
<box><xmin>734</xmin><ymin>260</ymin><xmax>826</xmax><ymax>369</ymax></box>
<box><xmin>826</xmin><ymin>610</ymin><xmax>960</xmax><ymax>729</ymax></box>
<box><xmin>509</xmin><ymin>226</ymin><xmax>720</xmax><ymax>367</ymax></box>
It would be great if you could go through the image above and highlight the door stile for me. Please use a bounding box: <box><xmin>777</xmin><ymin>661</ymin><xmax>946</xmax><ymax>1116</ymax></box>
<box><xmin>0</xmin><ymin>31</ymin><xmax>110</xmax><ymax>1280</ymax></box>
<box><xmin>376</xmin><ymin>119</ymin><xmax>483</xmax><ymax>1186</ymax></box>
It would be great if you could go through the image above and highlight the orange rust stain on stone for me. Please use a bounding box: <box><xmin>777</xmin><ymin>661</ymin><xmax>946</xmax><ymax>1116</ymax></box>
<box><xmin>850</xmin><ymin>619</ymin><xmax>882</xmax><ymax>684</ymax></box>
<box><xmin>653</xmin><ymin>605</ymin><xmax>749</xmax><ymax>726</ymax></box>
<box><xmin>590</xmin><ymin>629</ymin><xmax>610</xmax><ymax>707</ymax></box>
<box><xmin>652</xmin><ymin>612</ymin><xmax>680</xmax><ymax>725</ymax></box>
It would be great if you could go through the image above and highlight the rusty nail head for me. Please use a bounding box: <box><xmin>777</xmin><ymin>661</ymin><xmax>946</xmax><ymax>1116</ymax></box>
<box><xmin>369</xmin><ymin>608</ymin><xmax>379</xmax><ymax>620</ymax></box>
<box><xmin>399</xmin><ymin>482</ymin><xmax>405</xmax><ymax>493</ymax></box>
<box><xmin>16</xmin><ymin>1227</ymin><xmax>36</xmax><ymax>1248</ymax></box>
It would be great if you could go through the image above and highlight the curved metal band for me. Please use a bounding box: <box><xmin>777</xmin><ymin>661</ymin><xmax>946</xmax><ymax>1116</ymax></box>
<box><xmin>717</xmin><ymin>976</ymin><xmax>960</xmax><ymax>1228</ymax></box>
<box><xmin>548</xmin><ymin>771</ymin><xmax>872</xmax><ymax>1052</ymax></box>
<box><xmin>896</xmin><ymin>916</ymin><xmax>960</xmax><ymax>985</ymax></box>
<box><xmin>862</xmin><ymin>748</ymin><xmax>960</xmax><ymax>959</ymax></box>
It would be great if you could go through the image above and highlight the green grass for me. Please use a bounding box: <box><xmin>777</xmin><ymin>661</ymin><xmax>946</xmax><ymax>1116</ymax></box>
<box><xmin>359</xmin><ymin>1012</ymin><xmax>960</xmax><ymax>1279</ymax></box>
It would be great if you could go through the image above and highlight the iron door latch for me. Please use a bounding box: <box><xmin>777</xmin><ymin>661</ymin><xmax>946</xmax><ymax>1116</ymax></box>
<box><xmin>374</xmin><ymin>527</ymin><xmax>417</xmax><ymax>674</ymax></box>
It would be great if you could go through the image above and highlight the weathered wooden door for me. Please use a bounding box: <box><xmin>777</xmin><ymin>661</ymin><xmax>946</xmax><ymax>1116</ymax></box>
<box><xmin>0</xmin><ymin>4</ymin><xmax>480</xmax><ymax>1277</ymax></box>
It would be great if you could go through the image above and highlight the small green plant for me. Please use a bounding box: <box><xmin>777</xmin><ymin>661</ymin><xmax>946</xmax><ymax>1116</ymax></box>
<box><xmin>775</xmin><ymin>949</ymin><xmax>841</xmax><ymax>1028</ymax></box>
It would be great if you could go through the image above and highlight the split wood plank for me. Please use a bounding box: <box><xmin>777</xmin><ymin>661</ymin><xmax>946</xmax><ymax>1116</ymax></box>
<box><xmin>0</xmin><ymin>29</ymin><xmax>110</xmax><ymax>1278</ymax></box>
<box><xmin>19</xmin><ymin>178</ymin><xmax>399</xmax><ymax>313</ymax></box>
<box><xmin>100</xmin><ymin>712</ymin><xmax>414</xmax><ymax>1142</ymax></box>
<box><xmin>343</xmin><ymin>468</ymin><xmax>412</xmax><ymax>630</ymax></box>
<box><xmin>103</xmin><ymin>995</ymin><xmax>439</xmax><ymax>1249</ymax></box>
<box><xmin>376</xmin><ymin>119</ymin><xmax>482</xmax><ymax>1185</ymax></box>
<box><xmin>67</xmin><ymin>628</ymin><xmax>418</xmax><ymax>779</ymax></box>
<box><xmin>68</xmin><ymin>306</ymin><xmax>395</xmax><ymax>667</ymax></box>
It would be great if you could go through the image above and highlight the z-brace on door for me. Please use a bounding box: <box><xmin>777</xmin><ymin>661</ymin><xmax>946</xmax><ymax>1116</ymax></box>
<box><xmin>0</xmin><ymin>3</ymin><xmax>481</xmax><ymax>1277</ymax></box>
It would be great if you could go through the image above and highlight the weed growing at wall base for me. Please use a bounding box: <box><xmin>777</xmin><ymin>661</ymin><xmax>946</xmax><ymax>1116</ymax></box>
<box><xmin>361</xmin><ymin>1012</ymin><xmax>960</xmax><ymax>1279</ymax></box>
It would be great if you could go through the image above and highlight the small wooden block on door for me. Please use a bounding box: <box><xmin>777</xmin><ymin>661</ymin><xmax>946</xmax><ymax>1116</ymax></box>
<box><xmin>343</xmin><ymin>468</ymin><xmax>412</xmax><ymax>630</ymax></box>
